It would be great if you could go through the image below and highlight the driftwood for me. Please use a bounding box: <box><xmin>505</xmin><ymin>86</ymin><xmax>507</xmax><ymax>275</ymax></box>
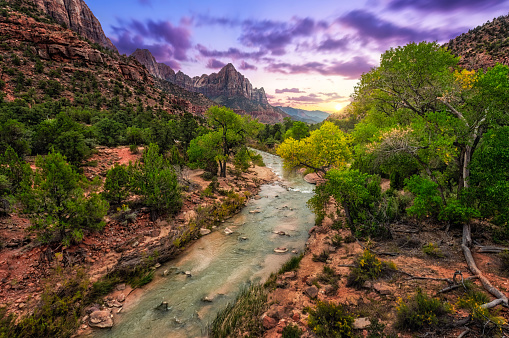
<box><xmin>462</xmin><ymin>223</ymin><xmax>508</xmax><ymax>309</ymax></box>
<box><xmin>438</xmin><ymin>276</ymin><xmax>478</xmax><ymax>293</ymax></box>
<box><xmin>477</xmin><ymin>245</ymin><xmax>509</xmax><ymax>254</ymax></box>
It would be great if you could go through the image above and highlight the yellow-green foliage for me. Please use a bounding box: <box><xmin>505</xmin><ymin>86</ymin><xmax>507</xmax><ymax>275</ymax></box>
<box><xmin>307</xmin><ymin>301</ymin><xmax>355</xmax><ymax>337</ymax></box>
<box><xmin>396</xmin><ymin>289</ymin><xmax>452</xmax><ymax>331</ymax></box>
<box><xmin>347</xmin><ymin>249</ymin><xmax>396</xmax><ymax>288</ymax></box>
<box><xmin>457</xmin><ymin>289</ymin><xmax>506</xmax><ymax>327</ymax></box>
<box><xmin>422</xmin><ymin>243</ymin><xmax>444</xmax><ymax>258</ymax></box>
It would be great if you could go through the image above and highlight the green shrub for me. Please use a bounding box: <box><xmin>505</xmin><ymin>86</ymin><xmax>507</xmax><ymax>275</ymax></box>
<box><xmin>312</xmin><ymin>250</ymin><xmax>329</xmax><ymax>262</ymax></box>
<box><xmin>307</xmin><ymin>301</ymin><xmax>354</xmax><ymax>337</ymax></box>
<box><xmin>395</xmin><ymin>289</ymin><xmax>452</xmax><ymax>331</ymax></box>
<box><xmin>422</xmin><ymin>243</ymin><xmax>444</xmax><ymax>258</ymax></box>
<box><xmin>456</xmin><ymin>288</ymin><xmax>505</xmax><ymax>327</ymax></box>
<box><xmin>317</xmin><ymin>265</ymin><xmax>340</xmax><ymax>293</ymax></box>
<box><xmin>282</xmin><ymin>323</ymin><xmax>303</xmax><ymax>338</ymax></box>
<box><xmin>347</xmin><ymin>249</ymin><xmax>396</xmax><ymax>288</ymax></box>
<box><xmin>331</xmin><ymin>234</ymin><xmax>343</xmax><ymax>248</ymax></box>
<box><xmin>404</xmin><ymin>175</ymin><xmax>442</xmax><ymax>219</ymax></box>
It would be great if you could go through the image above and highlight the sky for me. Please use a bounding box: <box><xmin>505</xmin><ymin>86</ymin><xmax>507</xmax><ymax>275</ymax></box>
<box><xmin>86</xmin><ymin>0</ymin><xmax>509</xmax><ymax>113</ymax></box>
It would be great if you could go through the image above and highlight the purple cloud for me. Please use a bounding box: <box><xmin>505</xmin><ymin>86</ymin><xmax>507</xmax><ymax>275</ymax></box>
<box><xmin>239</xmin><ymin>61</ymin><xmax>257</xmax><ymax>70</ymax></box>
<box><xmin>275</xmin><ymin>88</ymin><xmax>305</xmax><ymax>94</ymax></box>
<box><xmin>388</xmin><ymin>0</ymin><xmax>508</xmax><ymax>12</ymax></box>
<box><xmin>266</xmin><ymin>57</ymin><xmax>373</xmax><ymax>79</ymax></box>
<box><xmin>339</xmin><ymin>10</ymin><xmax>460</xmax><ymax>44</ymax></box>
<box><xmin>196</xmin><ymin>44</ymin><xmax>267</xmax><ymax>60</ymax></box>
<box><xmin>318</xmin><ymin>37</ymin><xmax>349</xmax><ymax>51</ymax></box>
<box><xmin>111</xmin><ymin>18</ymin><xmax>192</xmax><ymax>63</ymax></box>
<box><xmin>239</xmin><ymin>17</ymin><xmax>325</xmax><ymax>55</ymax></box>
<box><xmin>206</xmin><ymin>59</ymin><xmax>226</xmax><ymax>69</ymax></box>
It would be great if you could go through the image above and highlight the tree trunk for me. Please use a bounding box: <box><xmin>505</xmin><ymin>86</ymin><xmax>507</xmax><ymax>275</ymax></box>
<box><xmin>219</xmin><ymin>160</ymin><xmax>226</xmax><ymax>178</ymax></box>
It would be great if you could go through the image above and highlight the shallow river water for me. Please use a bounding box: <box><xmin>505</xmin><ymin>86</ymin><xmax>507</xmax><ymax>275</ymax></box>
<box><xmin>92</xmin><ymin>150</ymin><xmax>315</xmax><ymax>338</ymax></box>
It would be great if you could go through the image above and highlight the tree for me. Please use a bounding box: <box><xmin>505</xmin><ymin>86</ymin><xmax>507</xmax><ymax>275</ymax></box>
<box><xmin>131</xmin><ymin>144</ymin><xmax>182</xmax><ymax>220</ymax></box>
<box><xmin>284</xmin><ymin>121</ymin><xmax>309</xmax><ymax>140</ymax></box>
<box><xmin>277</xmin><ymin>121</ymin><xmax>351</xmax><ymax>175</ymax></box>
<box><xmin>193</xmin><ymin>106</ymin><xmax>260</xmax><ymax>177</ymax></box>
<box><xmin>20</xmin><ymin>150</ymin><xmax>108</xmax><ymax>245</ymax></box>
<box><xmin>103</xmin><ymin>164</ymin><xmax>131</xmax><ymax>205</ymax></box>
<box><xmin>354</xmin><ymin>42</ymin><xmax>509</xmax><ymax>193</ymax></box>
<box><xmin>187</xmin><ymin>131</ymin><xmax>221</xmax><ymax>175</ymax></box>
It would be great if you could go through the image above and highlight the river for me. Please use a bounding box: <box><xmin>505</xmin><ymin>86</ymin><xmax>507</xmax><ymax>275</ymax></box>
<box><xmin>92</xmin><ymin>150</ymin><xmax>315</xmax><ymax>338</ymax></box>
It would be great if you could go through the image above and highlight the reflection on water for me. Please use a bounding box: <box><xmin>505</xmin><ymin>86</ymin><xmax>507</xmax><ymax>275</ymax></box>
<box><xmin>91</xmin><ymin>150</ymin><xmax>315</xmax><ymax>338</ymax></box>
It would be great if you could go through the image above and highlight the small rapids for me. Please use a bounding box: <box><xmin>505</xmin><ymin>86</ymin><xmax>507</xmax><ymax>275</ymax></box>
<box><xmin>91</xmin><ymin>150</ymin><xmax>315</xmax><ymax>338</ymax></box>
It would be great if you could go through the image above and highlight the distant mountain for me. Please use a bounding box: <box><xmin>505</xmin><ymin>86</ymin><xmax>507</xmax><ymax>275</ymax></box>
<box><xmin>276</xmin><ymin>106</ymin><xmax>330</xmax><ymax>124</ymax></box>
<box><xmin>445</xmin><ymin>14</ymin><xmax>509</xmax><ymax>70</ymax></box>
<box><xmin>132</xmin><ymin>49</ymin><xmax>289</xmax><ymax>123</ymax></box>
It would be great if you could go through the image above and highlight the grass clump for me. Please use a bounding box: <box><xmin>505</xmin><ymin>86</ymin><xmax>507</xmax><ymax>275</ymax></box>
<box><xmin>317</xmin><ymin>265</ymin><xmax>341</xmax><ymax>293</ymax></box>
<box><xmin>279</xmin><ymin>254</ymin><xmax>304</xmax><ymax>274</ymax></box>
<box><xmin>312</xmin><ymin>250</ymin><xmax>330</xmax><ymax>262</ymax></box>
<box><xmin>422</xmin><ymin>243</ymin><xmax>444</xmax><ymax>258</ymax></box>
<box><xmin>346</xmin><ymin>249</ymin><xmax>397</xmax><ymax>288</ymax></box>
<box><xmin>395</xmin><ymin>289</ymin><xmax>452</xmax><ymax>331</ymax></box>
<box><xmin>282</xmin><ymin>323</ymin><xmax>303</xmax><ymax>338</ymax></box>
<box><xmin>331</xmin><ymin>234</ymin><xmax>343</xmax><ymax>248</ymax></box>
<box><xmin>307</xmin><ymin>301</ymin><xmax>355</xmax><ymax>337</ymax></box>
<box><xmin>209</xmin><ymin>284</ymin><xmax>268</xmax><ymax>338</ymax></box>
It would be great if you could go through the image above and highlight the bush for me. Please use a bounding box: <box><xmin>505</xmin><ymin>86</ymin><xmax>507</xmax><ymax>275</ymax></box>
<box><xmin>404</xmin><ymin>175</ymin><xmax>442</xmax><ymax>219</ymax></box>
<box><xmin>282</xmin><ymin>323</ymin><xmax>303</xmax><ymax>338</ymax></box>
<box><xmin>312</xmin><ymin>250</ymin><xmax>329</xmax><ymax>262</ymax></box>
<box><xmin>422</xmin><ymin>243</ymin><xmax>444</xmax><ymax>258</ymax></box>
<box><xmin>456</xmin><ymin>288</ymin><xmax>506</xmax><ymax>328</ymax></box>
<box><xmin>317</xmin><ymin>265</ymin><xmax>340</xmax><ymax>293</ymax></box>
<box><xmin>395</xmin><ymin>289</ymin><xmax>452</xmax><ymax>331</ymax></box>
<box><xmin>279</xmin><ymin>254</ymin><xmax>304</xmax><ymax>274</ymax></box>
<box><xmin>307</xmin><ymin>301</ymin><xmax>354</xmax><ymax>337</ymax></box>
<box><xmin>331</xmin><ymin>234</ymin><xmax>343</xmax><ymax>248</ymax></box>
<box><xmin>103</xmin><ymin>164</ymin><xmax>131</xmax><ymax>205</ymax></box>
<box><xmin>347</xmin><ymin>249</ymin><xmax>396</xmax><ymax>288</ymax></box>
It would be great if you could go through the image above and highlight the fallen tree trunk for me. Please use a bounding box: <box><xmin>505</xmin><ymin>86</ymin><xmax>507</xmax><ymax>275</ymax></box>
<box><xmin>462</xmin><ymin>223</ymin><xmax>508</xmax><ymax>309</ymax></box>
<box><xmin>477</xmin><ymin>245</ymin><xmax>509</xmax><ymax>253</ymax></box>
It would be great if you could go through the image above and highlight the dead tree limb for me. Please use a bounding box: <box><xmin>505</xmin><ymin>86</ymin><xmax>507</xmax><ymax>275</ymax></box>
<box><xmin>477</xmin><ymin>246</ymin><xmax>509</xmax><ymax>254</ymax></box>
<box><xmin>457</xmin><ymin>328</ymin><xmax>470</xmax><ymax>338</ymax></box>
<box><xmin>462</xmin><ymin>223</ymin><xmax>508</xmax><ymax>309</ymax></box>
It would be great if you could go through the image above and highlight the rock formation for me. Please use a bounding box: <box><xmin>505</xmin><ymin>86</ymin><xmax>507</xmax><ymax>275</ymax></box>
<box><xmin>18</xmin><ymin>0</ymin><xmax>117</xmax><ymax>52</ymax></box>
<box><xmin>132</xmin><ymin>49</ymin><xmax>289</xmax><ymax>123</ymax></box>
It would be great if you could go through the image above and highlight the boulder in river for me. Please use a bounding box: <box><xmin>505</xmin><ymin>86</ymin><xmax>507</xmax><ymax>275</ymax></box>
<box><xmin>155</xmin><ymin>301</ymin><xmax>169</xmax><ymax>311</ymax></box>
<box><xmin>224</xmin><ymin>227</ymin><xmax>234</xmax><ymax>235</ymax></box>
<box><xmin>89</xmin><ymin>310</ymin><xmax>113</xmax><ymax>328</ymax></box>
<box><xmin>200</xmin><ymin>228</ymin><xmax>211</xmax><ymax>236</ymax></box>
<box><xmin>274</xmin><ymin>247</ymin><xmax>288</xmax><ymax>253</ymax></box>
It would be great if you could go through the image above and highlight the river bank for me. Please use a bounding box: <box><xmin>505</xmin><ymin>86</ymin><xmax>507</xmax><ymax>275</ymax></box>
<box><xmin>81</xmin><ymin>150</ymin><xmax>315</xmax><ymax>338</ymax></box>
<box><xmin>0</xmin><ymin>146</ymin><xmax>277</xmax><ymax>334</ymax></box>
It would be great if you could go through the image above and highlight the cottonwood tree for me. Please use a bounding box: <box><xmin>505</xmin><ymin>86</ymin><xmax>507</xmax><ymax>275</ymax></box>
<box><xmin>277</xmin><ymin>121</ymin><xmax>351</xmax><ymax>176</ymax></box>
<box><xmin>188</xmin><ymin>106</ymin><xmax>260</xmax><ymax>177</ymax></box>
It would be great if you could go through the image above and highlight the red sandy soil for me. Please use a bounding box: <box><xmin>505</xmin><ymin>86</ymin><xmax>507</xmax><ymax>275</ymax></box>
<box><xmin>261</xmin><ymin>215</ymin><xmax>509</xmax><ymax>337</ymax></box>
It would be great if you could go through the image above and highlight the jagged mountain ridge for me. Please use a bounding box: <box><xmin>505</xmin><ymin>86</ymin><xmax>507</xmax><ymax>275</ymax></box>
<box><xmin>10</xmin><ymin>0</ymin><xmax>118</xmax><ymax>52</ymax></box>
<box><xmin>276</xmin><ymin>106</ymin><xmax>330</xmax><ymax>124</ymax></box>
<box><xmin>0</xmin><ymin>3</ymin><xmax>215</xmax><ymax>115</ymax></box>
<box><xmin>132</xmin><ymin>48</ymin><xmax>290</xmax><ymax>123</ymax></box>
<box><xmin>445</xmin><ymin>13</ymin><xmax>509</xmax><ymax>70</ymax></box>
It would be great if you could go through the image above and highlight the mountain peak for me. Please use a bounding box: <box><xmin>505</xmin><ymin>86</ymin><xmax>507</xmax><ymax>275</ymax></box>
<box><xmin>28</xmin><ymin>0</ymin><xmax>117</xmax><ymax>52</ymax></box>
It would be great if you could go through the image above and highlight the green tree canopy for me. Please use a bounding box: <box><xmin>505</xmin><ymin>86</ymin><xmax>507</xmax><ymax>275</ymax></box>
<box><xmin>20</xmin><ymin>150</ymin><xmax>108</xmax><ymax>245</ymax></box>
<box><xmin>277</xmin><ymin>121</ymin><xmax>351</xmax><ymax>175</ymax></box>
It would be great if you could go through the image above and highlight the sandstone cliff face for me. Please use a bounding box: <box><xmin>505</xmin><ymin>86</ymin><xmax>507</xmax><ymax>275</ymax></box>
<box><xmin>23</xmin><ymin>0</ymin><xmax>117</xmax><ymax>52</ymax></box>
<box><xmin>131</xmin><ymin>49</ymin><xmax>175</xmax><ymax>80</ymax></box>
<box><xmin>132</xmin><ymin>49</ymin><xmax>288</xmax><ymax>123</ymax></box>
